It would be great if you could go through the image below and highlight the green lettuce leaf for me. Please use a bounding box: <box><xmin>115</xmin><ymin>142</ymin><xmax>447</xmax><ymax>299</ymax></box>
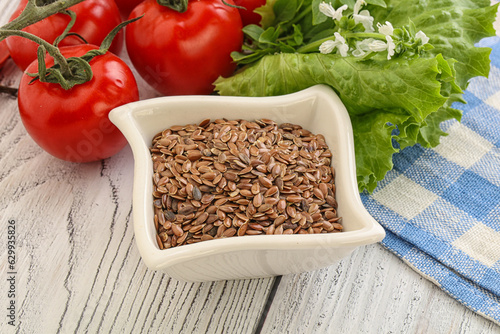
<box><xmin>370</xmin><ymin>0</ymin><xmax>497</xmax><ymax>89</ymax></box>
<box><xmin>215</xmin><ymin>0</ymin><xmax>498</xmax><ymax>192</ymax></box>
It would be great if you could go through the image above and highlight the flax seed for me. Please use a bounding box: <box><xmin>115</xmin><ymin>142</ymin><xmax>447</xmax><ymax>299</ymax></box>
<box><xmin>151</xmin><ymin>118</ymin><xmax>342</xmax><ymax>248</ymax></box>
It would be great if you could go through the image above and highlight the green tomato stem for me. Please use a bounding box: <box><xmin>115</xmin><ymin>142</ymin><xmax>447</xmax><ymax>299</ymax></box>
<box><xmin>156</xmin><ymin>0</ymin><xmax>189</xmax><ymax>13</ymax></box>
<box><xmin>0</xmin><ymin>0</ymin><xmax>86</xmax><ymax>37</ymax></box>
<box><xmin>0</xmin><ymin>29</ymin><xmax>72</xmax><ymax>76</ymax></box>
<box><xmin>0</xmin><ymin>0</ymin><xmax>84</xmax><ymax>79</ymax></box>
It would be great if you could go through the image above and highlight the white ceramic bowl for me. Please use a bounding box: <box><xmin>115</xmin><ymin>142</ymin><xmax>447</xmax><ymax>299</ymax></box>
<box><xmin>109</xmin><ymin>85</ymin><xmax>385</xmax><ymax>282</ymax></box>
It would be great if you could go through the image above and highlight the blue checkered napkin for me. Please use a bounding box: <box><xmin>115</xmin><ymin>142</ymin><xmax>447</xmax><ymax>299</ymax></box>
<box><xmin>360</xmin><ymin>35</ymin><xmax>500</xmax><ymax>325</ymax></box>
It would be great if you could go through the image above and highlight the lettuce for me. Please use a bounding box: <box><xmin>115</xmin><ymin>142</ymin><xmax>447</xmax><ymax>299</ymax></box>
<box><xmin>214</xmin><ymin>0</ymin><xmax>498</xmax><ymax>192</ymax></box>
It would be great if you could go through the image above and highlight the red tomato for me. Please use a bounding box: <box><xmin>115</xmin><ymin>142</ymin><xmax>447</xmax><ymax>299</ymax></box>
<box><xmin>125</xmin><ymin>0</ymin><xmax>243</xmax><ymax>96</ymax></box>
<box><xmin>18</xmin><ymin>45</ymin><xmax>139</xmax><ymax>163</ymax></box>
<box><xmin>233</xmin><ymin>0</ymin><xmax>266</xmax><ymax>26</ymax></box>
<box><xmin>0</xmin><ymin>40</ymin><xmax>9</xmax><ymax>70</ymax></box>
<box><xmin>6</xmin><ymin>0</ymin><xmax>124</xmax><ymax>71</ymax></box>
<box><xmin>115</xmin><ymin>0</ymin><xmax>144</xmax><ymax>18</ymax></box>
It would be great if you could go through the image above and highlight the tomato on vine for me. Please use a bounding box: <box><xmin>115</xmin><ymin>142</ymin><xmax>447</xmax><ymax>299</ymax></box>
<box><xmin>18</xmin><ymin>44</ymin><xmax>139</xmax><ymax>162</ymax></box>
<box><xmin>6</xmin><ymin>0</ymin><xmax>124</xmax><ymax>71</ymax></box>
<box><xmin>11</xmin><ymin>17</ymin><xmax>141</xmax><ymax>163</ymax></box>
<box><xmin>125</xmin><ymin>0</ymin><xmax>243</xmax><ymax>96</ymax></box>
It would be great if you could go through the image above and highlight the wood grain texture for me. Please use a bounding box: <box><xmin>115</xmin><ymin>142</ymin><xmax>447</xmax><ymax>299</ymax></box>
<box><xmin>1</xmin><ymin>1</ymin><xmax>500</xmax><ymax>333</ymax></box>
<box><xmin>261</xmin><ymin>244</ymin><xmax>500</xmax><ymax>334</ymax></box>
<box><xmin>0</xmin><ymin>3</ymin><xmax>273</xmax><ymax>334</ymax></box>
<box><xmin>0</xmin><ymin>69</ymin><xmax>275</xmax><ymax>334</ymax></box>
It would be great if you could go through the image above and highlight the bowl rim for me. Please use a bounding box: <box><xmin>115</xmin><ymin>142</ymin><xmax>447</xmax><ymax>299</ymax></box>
<box><xmin>109</xmin><ymin>85</ymin><xmax>386</xmax><ymax>271</ymax></box>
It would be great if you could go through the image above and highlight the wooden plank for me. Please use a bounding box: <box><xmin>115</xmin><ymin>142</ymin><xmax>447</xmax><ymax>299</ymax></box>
<box><xmin>0</xmin><ymin>2</ymin><xmax>274</xmax><ymax>333</ymax></box>
<box><xmin>260</xmin><ymin>244</ymin><xmax>500</xmax><ymax>333</ymax></box>
<box><xmin>0</xmin><ymin>65</ymin><xmax>275</xmax><ymax>333</ymax></box>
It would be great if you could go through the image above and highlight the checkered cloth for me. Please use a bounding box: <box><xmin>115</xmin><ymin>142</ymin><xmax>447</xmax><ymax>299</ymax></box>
<box><xmin>360</xmin><ymin>35</ymin><xmax>500</xmax><ymax>325</ymax></box>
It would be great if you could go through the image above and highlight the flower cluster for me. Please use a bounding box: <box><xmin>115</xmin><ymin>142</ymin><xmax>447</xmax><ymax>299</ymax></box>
<box><xmin>318</xmin><ymin>0</ymin><xmax>430</xmax><ymax>60</ymax></box>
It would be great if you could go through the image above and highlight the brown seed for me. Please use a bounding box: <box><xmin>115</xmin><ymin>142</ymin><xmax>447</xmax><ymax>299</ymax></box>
<box><xmin>156</xmin><ymin>234</ymin><xmax>163</xmax><ymax>249</ymax></box>
<box><xmin>266</xmin><ymin>224</ymin><xmax>275</xmax><ymax>235</ymax></box>
<box><xmin>178</xmin><ymin>205</ymin><xmax>195</xmax><ymax>215</ymax></box>
<box><xmin>202</xmin><ymin>223</ymin><xmax>214</xmax><ymax>234</ymax></box>
<box><xmin>246</xmin><ymin>229</ymin><xmax>262</xmax><ymax>235</ymax></box>
<box><xmin>164</xmin><ymin>210</ymin><xmax>176</xmax><ymax>221</ymax></box>
<box><xmin>238</xmin><ymin>152</ymin><xmax>250</xmax><ymax>165</ymax></box>
<box><xmin>201</xmin><ymin>234</ymin><xmax>214</xmax><ymax>241</ymax></box>
<box><xmin>286</xmin><ymin>194</ymin><xmax>303</xmax><ymax>203</ymax></box>
<box><xmin>238</xmin><ymin>166</ymin><xmax>253</xmax><ymax>175</ymax></box>
<box><xmin>246</xmin><ymin>202</ymin><xmax>256</xmax><ymax>217</ymax></box>
<box><xmin>240</xmin><ymin>189</ymin><xmax>253</xmax><ymax>197</ymax></box>
<box><xmin>259</xmin><ymin>176</ymin><xmax>273</xmax><ymax>188</ymax></box>
<box><xmin>235</xmin><ymin>211</ymin><xmax>249</xmax><ymax>222</ymax></box>
<box><xmin>271</xmin><ymin>164</ymin><xmax>281</xmax><ymax>178</ymax></box>
<box><xmin>274</xmin><ymin>215</ymin><xmax>286</xmax><ymax>226</ymax></box>
<box><xmin>274</xmin><ymin>224</ymin><xmax>284</xmax><ymax>235</ymax></box>
<box><xmin>224</xmin><ymin>217</ymin><xmax>232</xmax><ymax>228</ymax></box>
<box><xmin>219</xmin><ymin>205</ymin><xmax>235</xmax><ymax>213</ymax></box>
<box><xmin>151</xmin><ymin>119</ymin><xmax>341</xmax><ymax>248</ymax></box>
<box><xmin>326</xmin><ymin>195</ymin><xmax>338</xmax><ymax>208</ymax></box>
<box><xmin>171</xmin><ymin>224</ymin><xmax>184</xmax><ymax>237</ymax></box>
<box><xmin>300</xmin><ymin>199</ymin><xmax>310</xmax><ymax>212</ymax></box>
<box><xmin>275</xmin><ymin>177</ymin><xmax>284</xmax><ymax>191</ymax></box>
<box><xmin>188</xmin><ymin>224</ymin><xmax>204</xmax><ymax>234</ymax></box>
<box><xmin>185</xmin><ymin>183</ymin><xmax>194</xmax><ymax>198</ymax></box>
<box><xmin>251</xmin><ymin>182</ymin><xmax>260</xmax><ymax>195</ymax></box>
<box><xmin>276</xmin><ymin>199</ymin><xmax>286</xmax><ymax>213</ymax></box>
<box><xmin>332</xmin><ymin>222</ymin><xmax>343</xmax><ymax>230</ymax></box>
<box><xmin>249</xmin><ymin>146</ymin><xmax>259</xmax><ymax>156</ymax></box>
<box><xmin>286</xmin><ymin>206</ymin><xmax>297</xmax><ymax>218</ymax></box>
<box><xmin>313</xmin><ymin>187</ymin><xmax>325</xmax><ymax>200</ymax></box>
<box><xmin>192</xmin><ymin>185</ymin><xmax>202</xmax><ymax>201</ymax></box>
<box><xmin>194</xmin><ymin>212</ymin><xmax>209</xmax><ymax>225</ymax></box>
<box><xmin>216</xmin><ymin>224</ymin><xmax>227</xmax><ymax>237</ymax></box>
<box><xmin>322</xmin><ymin>220</ymin><xmax>334</xmax><ymax>232</ymax></box>
<box><xmin>238</xmin><ymin>223</ymin><xmax>248</xmax><ymax>236</ymax></box>
<box><xmin>201</xmin><ymin>172</ymin><xmax>216</xmax><ymax>181</ymax></box>
<box><xmin>264</xmin><ymin>186</ymin><xmax>279</xmax><ymax>197</ymax></box>
<box><xmin>201</xmin><ymin>193</ymin><xmax>215</xmax><ymax>204</ymax></box>
<box><xmin>253</xmin><ymin>193</ymin><xmax>263</xmax><ymax>207</ymax></box>
<box><xmin>223</xmin><ymin>227</ymin><xmax>237</xmax><ymax>237</ymax></box>
<box><xmin>218</xmin><ymin>152</ymin><xmax>227</xmax><ymax>163</ymax></box>
<box><xmin>319</xmin><ymin>183</ymin><xmax>329</xmax><ymax>197</ymax></box>
<box><xmin>264</xmin><ymin>197</ymin><xmax>279</xmax><ymax>206</ymax></box>
<box><xmin>186</xmin><ymin>150</ymin><xmax>202</xmax><ymax>161</ymax></box>
<box><xmin>257</xmin><ymin>203</ymin><xmax>273</xmax><ymax>212</ymax></box>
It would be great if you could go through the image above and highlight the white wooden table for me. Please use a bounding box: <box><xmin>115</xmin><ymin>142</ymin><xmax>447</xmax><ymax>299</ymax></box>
<box><xmin>1</xmin><ymin>1</ymin><xmax>500</xmax><ymax>333</ymax></box>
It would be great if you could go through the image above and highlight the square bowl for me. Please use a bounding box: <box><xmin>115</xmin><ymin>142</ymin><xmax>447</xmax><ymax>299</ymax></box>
<box><xmin>109</xmin><ymin>84</ymin><xmax>385</xmax><ymax>282</ymax></box>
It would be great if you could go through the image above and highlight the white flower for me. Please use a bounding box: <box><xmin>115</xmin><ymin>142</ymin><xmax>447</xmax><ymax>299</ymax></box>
<box><xmin>415</xmin><ymin>30</ymin><xmax>430</xmax><ymax>45</ymax></box>
<box><xmin>368</xmin><ymin>39</ymin><xmax>387</xmax><ymax>52</ymax></box>
<box><xmin>353</xmin><ymin>10</ymin><xmax>374</xmax><ymax>32</ymax></box>
<box><xmin>337</xmin><ymin>41</ymin><xmax>349</xmax><ymax>57</ymax></box>
<box><xmin>319</xmin><ymin>32</ymin><xmax>349</xmax><ymax>57</ymax></box>
<box><xmin>367</xmin><ymin>35</ymin><xmax>396</xmax><ymax>59</ymax></box>
<box><xmin>352</xmin><ymin>38</ymin><xmax>374</xmax><ymax>57</ymax></box>
<box><xmin>386</xmin><ymin>35</ymin><xmax>395</xmax><ymax>59</ymax></box>
<box><xmin>377</xmin><ymin>21</ymin><xmax>394</xmax><ymax>36</ymax></box>
<box><xmin>319</xmin><ymin>2</ymin><xmax>348</xmax><ymax>21</ymax></box>
<box><xmin>319</xmin><ymin>40</ymin><xmax>336</xmax><ymax>54</ymax></box>
<box><xmin>353</xmin><ymin>0</ymin><xmax>366</xmax><ymax>15</ymax></box>
<box><xmin>352</xmin><ymin>0</ymin><xmax>374</xmax><ymax>32</ymax></box>
<box><xmin>352</xmin><ymin>47</ymin><xmax>366</xmax><ymax>58</ymax></box>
